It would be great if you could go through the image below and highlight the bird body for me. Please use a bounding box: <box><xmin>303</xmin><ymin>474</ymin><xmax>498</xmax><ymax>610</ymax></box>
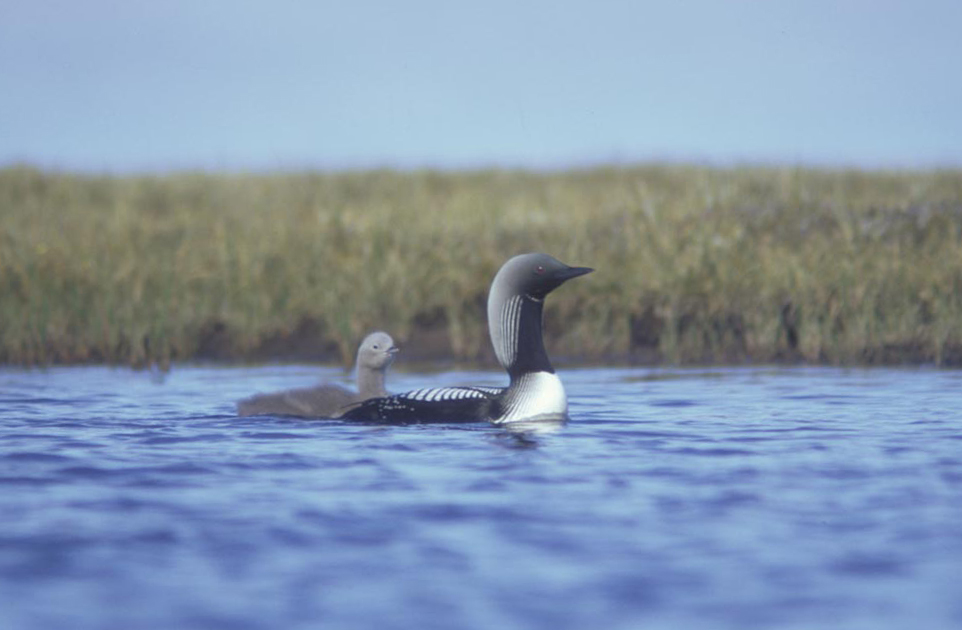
<box><xmin>343</xmin><ymin>253</ymin><xmax>591</xmax><ymax>424</ymax></box>
<box><xmin>237</xmin><ymin>331</ymin><xmax>397</xmax><ymax>418</ymax></box>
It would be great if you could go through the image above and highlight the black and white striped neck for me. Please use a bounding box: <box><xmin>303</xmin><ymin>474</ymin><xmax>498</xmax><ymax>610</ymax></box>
<box><xmin>490</xmin><ymin>292</ymin><xmax>554</xmax><ymax>381</ymax></box>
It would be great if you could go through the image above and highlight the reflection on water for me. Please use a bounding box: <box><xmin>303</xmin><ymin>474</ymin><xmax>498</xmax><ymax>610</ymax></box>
<box><xmin>490</xmin><ymin>426</ymin><xmax>559</xmax><ymax>450</ymax></box>
<box><xmin>1</xmin><ymin>365</ymin><xmax>961</xmax><ymax>630</ymax></box>
<box><xmin>498</xmin><ymin>417</ymin><xmax>567</xmax><ymax>438</ymax></box>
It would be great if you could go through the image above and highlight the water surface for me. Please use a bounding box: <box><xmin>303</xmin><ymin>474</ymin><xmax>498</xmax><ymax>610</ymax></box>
<box><xmin>2</xmin><ymin>365</ymin><xmax>961</xmax><ymax>630</ymax></box>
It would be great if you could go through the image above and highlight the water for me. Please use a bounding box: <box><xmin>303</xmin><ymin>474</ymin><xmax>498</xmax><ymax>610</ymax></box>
<box><xmin>1</xmin><ymin>365</ymin><xmax>961</xmax><ymax>630</ymax></box>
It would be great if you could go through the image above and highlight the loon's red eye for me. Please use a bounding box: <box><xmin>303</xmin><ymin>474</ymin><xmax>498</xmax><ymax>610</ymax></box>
<box><xmin>535</xmin><ymin>265</ymin><xmax>545</xmax><ymax>275</ymax></box>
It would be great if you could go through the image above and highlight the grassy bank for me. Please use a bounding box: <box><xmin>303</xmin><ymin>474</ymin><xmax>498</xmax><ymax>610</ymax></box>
<box><xmin>2</xmin><ymin>164</ymin><xmax>961</xmax><ymax>367</ymax></box>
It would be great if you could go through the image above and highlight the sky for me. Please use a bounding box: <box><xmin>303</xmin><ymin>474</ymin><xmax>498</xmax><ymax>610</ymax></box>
<box><xmin>1</xmin><ymin>0</ymin><xmax>961</xmax><ymax>172</ymax></box>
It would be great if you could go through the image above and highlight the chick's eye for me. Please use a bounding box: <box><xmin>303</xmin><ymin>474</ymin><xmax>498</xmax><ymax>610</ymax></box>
<box><xmin>372</xmin><ymin>345</ymin><xmax>379</xmax><ymax>350</ymax></box>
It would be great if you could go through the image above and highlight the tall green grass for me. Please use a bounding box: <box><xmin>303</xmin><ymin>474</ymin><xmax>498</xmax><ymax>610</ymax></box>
<box><xmin>2</xmin><ymin>164</ymin><xmax>961</xmax><ymax>367</ymax></box>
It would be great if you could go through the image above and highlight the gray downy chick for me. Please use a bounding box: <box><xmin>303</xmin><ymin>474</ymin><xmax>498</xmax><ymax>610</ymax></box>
<box><xmin>237</xmin><ymin>331</ymin><xmax>398</xmax><ymax>418</ymax></box>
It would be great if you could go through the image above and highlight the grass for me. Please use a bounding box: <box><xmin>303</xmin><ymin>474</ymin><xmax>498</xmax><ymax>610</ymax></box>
<box><xmin>2</xmin><ymin>163</ymin><xmax>961</xmax><ymax>368</ymax></box>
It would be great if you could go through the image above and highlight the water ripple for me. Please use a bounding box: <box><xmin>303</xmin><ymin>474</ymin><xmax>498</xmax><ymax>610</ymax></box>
<box><xmin>0</xmin><ymin>365</ymin><xmax>960</xmax><ymax>630</ymax></box>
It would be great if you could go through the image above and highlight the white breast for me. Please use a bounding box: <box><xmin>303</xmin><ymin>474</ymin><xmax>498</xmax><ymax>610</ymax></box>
<box><xmin>496</xmin><ymin>371</ymin><xmax>568</xmax><ymax>423</ymax></box>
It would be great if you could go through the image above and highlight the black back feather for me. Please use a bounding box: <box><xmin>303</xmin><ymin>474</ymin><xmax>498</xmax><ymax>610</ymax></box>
<box><xmin>341</xmin><ymin>386</ymin><xmax>504</xmax><ymax>424</ymax></box>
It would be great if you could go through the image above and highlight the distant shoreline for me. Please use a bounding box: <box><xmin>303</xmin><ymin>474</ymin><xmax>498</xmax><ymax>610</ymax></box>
<box><xmin>3</xmin><ymin>164</ymin><xmax>961</xmax><ymax>368</ymax></box>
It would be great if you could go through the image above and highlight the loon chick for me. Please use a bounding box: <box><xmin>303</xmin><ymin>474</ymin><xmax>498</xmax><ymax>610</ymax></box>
<box><xmin>342</xmin><ymin>253</ymin><xmax>592</xmax><ymax>424</ymax></box>
<box><xmin>237</xmin><ymin>331</ymin><xmax>398</xmax><ymax>418</ymax></box>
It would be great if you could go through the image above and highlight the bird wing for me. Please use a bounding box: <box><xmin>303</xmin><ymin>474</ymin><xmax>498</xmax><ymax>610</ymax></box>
<box><xmin>237</xmin><ymin>384</ymin><xmax>355</xmax><ymax>418</ymax></box>
<box><xmin>341</xmin><ymin>386</ymin><xmax>505</xmax><ymax>424</ymax></box>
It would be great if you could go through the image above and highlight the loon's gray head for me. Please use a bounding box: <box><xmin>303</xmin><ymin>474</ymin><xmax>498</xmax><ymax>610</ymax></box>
<box><xmin>487</xmin><ymin>253</ymin><xmax>592</xmax><ymax>377</ymax></box>
<box><xmin>356</xmin><ymin>331</ymin><xmax>399</xmax><ymax>371</ymax></box>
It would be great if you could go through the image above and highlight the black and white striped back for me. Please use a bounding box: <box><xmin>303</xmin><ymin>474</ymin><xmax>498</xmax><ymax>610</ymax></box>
<box><xmin>342</xmin><ymin>386</ymin><xmax>505</xmax><ymax>424</ymax></box>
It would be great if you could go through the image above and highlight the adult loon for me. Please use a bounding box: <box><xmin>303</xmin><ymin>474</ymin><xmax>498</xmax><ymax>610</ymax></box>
<box><xmin>237</xmin><ymin>331</ymin><xmax>398</xmax><ymax>418</ymax></box>
<box><xmin>342</xmin><ymin>253</ymin><xmax>592</xmax><ymax>424</ymax></box>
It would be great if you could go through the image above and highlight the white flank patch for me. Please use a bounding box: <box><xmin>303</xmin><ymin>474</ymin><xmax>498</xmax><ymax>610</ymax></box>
<box><xmin>495</xmin><ymin>372</ymin><xmax>568</xmax><ymax>423</ymax></box>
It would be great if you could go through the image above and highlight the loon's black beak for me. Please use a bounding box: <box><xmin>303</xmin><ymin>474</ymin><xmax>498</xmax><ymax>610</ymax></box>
<box><xmin>532</xmin><ymin>265</ymin><xmax>593</xmax><ymax>299</ymax></box>
<box><xmin>559</xmin><ymin>266</ymin><xmax>593</xmax><ymax>281</ymax></box>
<box><xmin>548</xmin><ymin>266</ymin><xmax>593</xmax><ymax>285</ymax></box>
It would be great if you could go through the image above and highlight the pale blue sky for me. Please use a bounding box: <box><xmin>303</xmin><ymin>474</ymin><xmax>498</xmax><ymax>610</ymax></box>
<box><xmin>2</xmin><ymin>0</ymin><xmax>960</xmax><ymax>172</ymax></box>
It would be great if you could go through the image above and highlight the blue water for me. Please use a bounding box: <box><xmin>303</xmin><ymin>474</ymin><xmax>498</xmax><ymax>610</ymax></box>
<box><xmin>1</xmin><ymin>365</ymin><xmax>961</xmax><ymax>630</ymax></box>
